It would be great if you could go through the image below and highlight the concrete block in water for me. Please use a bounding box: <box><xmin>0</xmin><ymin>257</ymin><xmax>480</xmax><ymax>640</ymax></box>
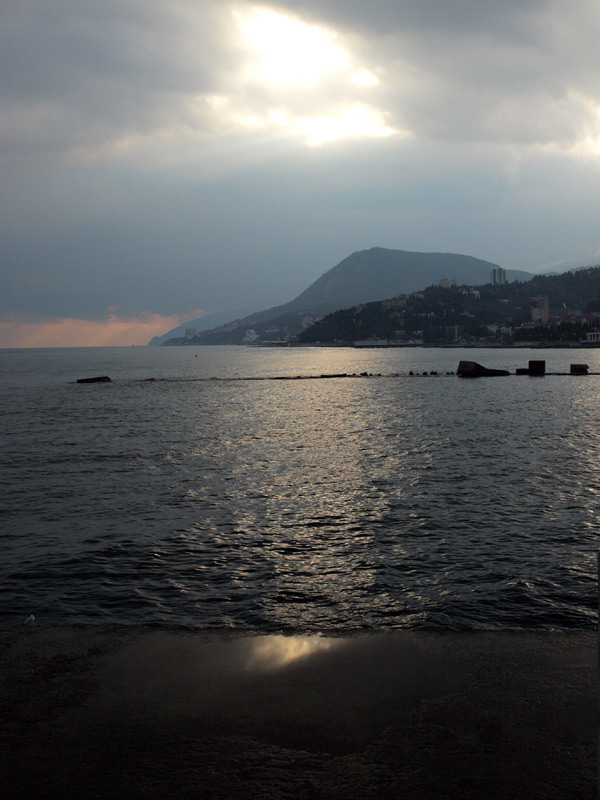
<box><xmin>528</xmin><ymin>360</ymin><xmax>546</xmax><ymax>376</ymax></box>
<box><xmin>570</xmin><ymin>364</ymin><xmax>589</xmax><ymax>375</ymax></box>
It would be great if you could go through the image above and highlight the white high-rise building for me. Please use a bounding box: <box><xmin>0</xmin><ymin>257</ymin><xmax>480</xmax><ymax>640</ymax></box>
<box><xmin>490</xmin><ymin>267</ymin><xmax>506</xmax><ymax>285</ymax></box>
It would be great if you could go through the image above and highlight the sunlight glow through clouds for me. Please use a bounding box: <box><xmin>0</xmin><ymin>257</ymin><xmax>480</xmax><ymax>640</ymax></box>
<box><xmin>226</xmin><ymin>4</ymin><xmax>396</xmax><ymax>145</ymax></box>
<box><xmin>68</xmin><ymin>5</ymin><xmax>398</xmax><ymax>162</ymax></box>
<box><xmin>0</xmin><ymin>312</ymin><xmax>207</xmax><ymax>348</ymax></box>
<box><xmin>230</xmin><ymin>103</ymin><xmax>402</xmax><ymax>145</ymax></box>
<box><xmin>235</xmin><ymin>6</ymin><xmax>350</xmax><ymax>85</ymax></box>
<box><xmin>264</xmin><ymin>103</ymin><xmax>401</xmax><ymax>145</ymax></box>
<box><xmin>350</xmin><ymin>71</ymin><xmax>380</xmax><ymax>88</ymax></box>
<box><xmin>541</xmin><ymin>93</ymin><xmax>600</xmax><ymax>160</ymax></box>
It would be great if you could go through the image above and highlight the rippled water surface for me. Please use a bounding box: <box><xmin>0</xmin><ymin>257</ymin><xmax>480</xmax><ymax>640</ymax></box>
<box><xmin>2</xmin><ymin>345</ymin><xmax>600</xmax><ymax>630</ymax></box>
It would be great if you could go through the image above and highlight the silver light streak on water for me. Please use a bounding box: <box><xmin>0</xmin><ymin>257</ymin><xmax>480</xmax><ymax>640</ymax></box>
<box><xmin>1</xmin><ymin>346</ymin><xmax>599</xmax><ymax>630</ymax></box>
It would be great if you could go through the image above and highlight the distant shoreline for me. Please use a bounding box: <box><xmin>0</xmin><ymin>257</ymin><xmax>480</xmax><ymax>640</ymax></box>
<box><xmin>162</xmin><ymin>340</ymin><xmax>600</xmax><ymax>348</ymax></box>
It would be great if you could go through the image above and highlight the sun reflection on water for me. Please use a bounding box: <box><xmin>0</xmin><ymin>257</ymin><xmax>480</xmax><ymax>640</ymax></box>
<box><xmin>245</xmin><ymin>635</ymin><xmax>342</xmax><ymax>670</ymax></box>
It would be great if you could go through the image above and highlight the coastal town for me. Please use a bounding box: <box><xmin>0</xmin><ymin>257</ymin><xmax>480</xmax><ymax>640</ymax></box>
<box><xmin>168</xmin><ymin>265</ymin><xmax>600</xmax><ymax>348</ymax></box>
<box><xmin>295</xmin><ymin>266</ymin><xmax>600</xmax><ymax>347</ymax></box>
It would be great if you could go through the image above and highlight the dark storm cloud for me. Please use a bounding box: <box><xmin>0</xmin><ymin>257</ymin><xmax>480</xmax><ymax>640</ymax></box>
<box><xmin>1</xmin><ymin>0</ymin><xmax>600</xmax><ymax>343</ymax></box>
<box><xmin>272</xmin><ymin>0</ymin><xmax>600</xmax><ymax>145</ymax></box>
<box><xmin>270</xmin><ymin>0</ymin><xmax>549</xmax><ymax>37</ymax></box>
<box><xmin>6</xmin><ymin>0</ymin><xmax>596</xmax><ymax>156</ymax></box>
<box><xmin>0</xmin><ymin>0</ymin><xmax>233</xmax><ymax>154</ymax></box>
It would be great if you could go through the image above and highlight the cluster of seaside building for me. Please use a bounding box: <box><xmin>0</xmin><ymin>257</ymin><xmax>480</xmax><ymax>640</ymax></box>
<box><xmin>437</xmin><ymin>268</ymin><xmax>600</xmax><ymax>346</ymax></box>
<box><xmin>181</xmin><ymin>266</ymin><xmax>600</xmax><ymax>348</ymax></box>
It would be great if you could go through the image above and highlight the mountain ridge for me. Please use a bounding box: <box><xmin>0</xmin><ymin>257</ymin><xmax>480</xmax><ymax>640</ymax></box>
<box><xmin>154</xmin><ymin>248</ymin><xmax>533</xmax><ymax>345</ymax></box>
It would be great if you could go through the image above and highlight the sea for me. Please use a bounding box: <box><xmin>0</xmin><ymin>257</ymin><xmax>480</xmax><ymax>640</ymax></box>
<box><xmin>2</xmin><ymin>345</ymin><xmax>599</xmax><ymax>632</ymax></box>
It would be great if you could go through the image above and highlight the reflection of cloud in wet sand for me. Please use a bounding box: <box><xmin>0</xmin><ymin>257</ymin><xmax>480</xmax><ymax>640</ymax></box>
<box><xmin>245</xmin><ymin>635</ymin><xmax>342</xmax><ymax>670</ymax></box>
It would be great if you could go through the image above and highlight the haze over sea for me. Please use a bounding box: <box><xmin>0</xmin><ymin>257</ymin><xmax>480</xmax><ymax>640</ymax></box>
<box><xmin>2</xmin><ymin>345</ymin><xmax>599</xmax><ymax>631</ymax></box>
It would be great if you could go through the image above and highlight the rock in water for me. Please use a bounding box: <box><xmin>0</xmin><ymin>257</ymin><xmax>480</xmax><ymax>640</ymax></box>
<box><xmin>76</xmin><ymin>376</ymin><xmax>112</xmax><ymax>383</ymax></box>
<box><xmin>457</xmin><ymin>361</ymin><xmax>510</xmax><ymax>378</ymax></box>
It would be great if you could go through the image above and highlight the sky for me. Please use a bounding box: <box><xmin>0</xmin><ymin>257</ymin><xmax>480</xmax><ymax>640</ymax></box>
<box><xmin>2</xmin><ymin>0</ymin><xmax>600</xmax><ymax>346</ymax></box>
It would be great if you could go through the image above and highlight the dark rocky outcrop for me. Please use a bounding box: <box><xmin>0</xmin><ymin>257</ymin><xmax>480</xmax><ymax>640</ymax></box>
<box><xmin>76</xmin><ymin>376</ymin><xmax>112</xmax><ymax>383</ymax></box>
<box><xmin>457</xmin><ymin>361</ymin><xmax>510</xmax><ymax>378</ymax></box>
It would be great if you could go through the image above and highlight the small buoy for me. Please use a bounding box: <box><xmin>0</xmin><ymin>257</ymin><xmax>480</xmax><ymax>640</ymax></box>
<box><xmin>24</xmin><ymin>614</ymin><xmax>35</xmax><ymax>625</ymax></box>
<box><xmin>409</xmin><ymin>371</ymin><xmax>413</xmax><ymax>375</ymax></box>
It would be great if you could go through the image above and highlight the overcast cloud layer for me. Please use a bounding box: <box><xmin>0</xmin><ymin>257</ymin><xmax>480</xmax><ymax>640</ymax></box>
<box><xmin>2</xmin><ymin>0</ymin><xmax>600</xmax><ymax>345</ymax></box>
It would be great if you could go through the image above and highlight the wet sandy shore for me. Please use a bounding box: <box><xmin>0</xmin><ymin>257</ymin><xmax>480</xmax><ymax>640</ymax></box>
<box><xmin>0</xmin><ymin>627</ymin><xmax>596</xmax><ymax>799</ymax></box>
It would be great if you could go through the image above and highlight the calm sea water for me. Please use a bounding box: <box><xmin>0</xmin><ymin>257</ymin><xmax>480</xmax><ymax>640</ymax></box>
<box><xmin>2</xmin><ymin>345</ymin><xmax>600</xmax><ymax>631</ymax></box>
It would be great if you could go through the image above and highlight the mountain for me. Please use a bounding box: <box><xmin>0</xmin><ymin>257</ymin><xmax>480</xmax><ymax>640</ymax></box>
<box><xmin>533</xmin><ymin>245</ymin><xmax>600</xmax><ymax>275</ymax></box>
<box><xmin>278</xmin><ymin>248</ymin><xmax>530</xmax><ymax>312</ymax></box>
<box><xmin>156</xmin><ymin>248</ymin><xmax>532</xmax><ymax>345</ymax></box>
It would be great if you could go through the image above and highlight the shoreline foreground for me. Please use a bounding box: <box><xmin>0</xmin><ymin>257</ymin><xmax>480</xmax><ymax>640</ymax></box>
<box><xmin>1</xmin><ymin>627</ymin><xmax>596</xmax><ymax>799</ymax></box>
